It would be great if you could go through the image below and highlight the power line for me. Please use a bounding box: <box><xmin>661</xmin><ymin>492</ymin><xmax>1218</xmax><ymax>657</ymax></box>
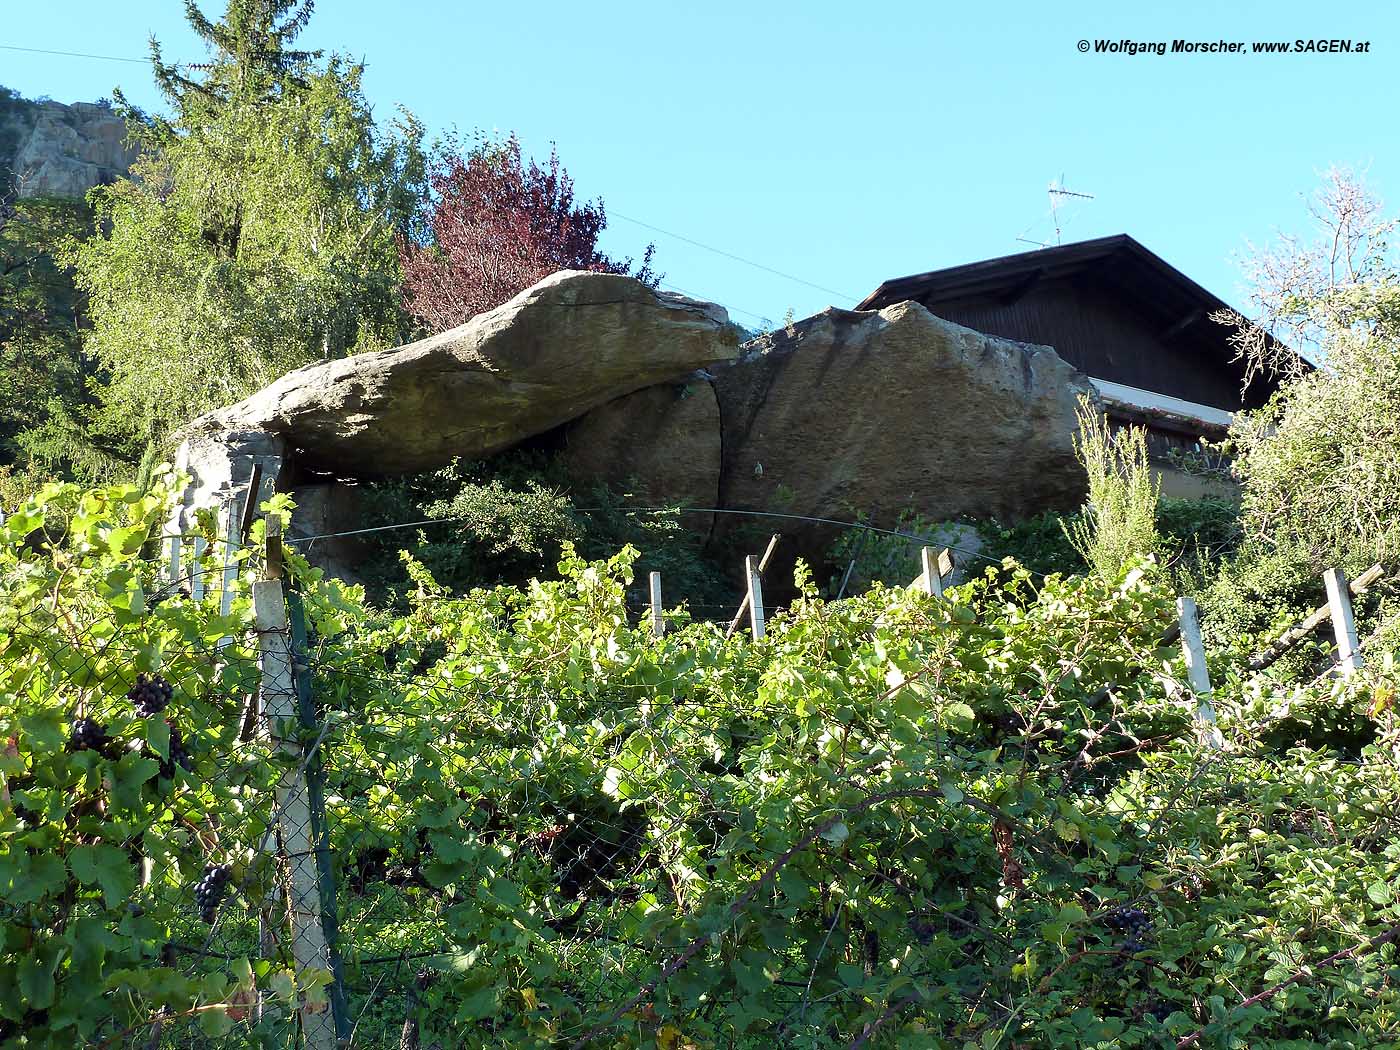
<box><xmin>0</xmin><ymin>43</ymin><xmax>149</xmax><ymax>65</ymax></box>
<box><xmin>3</xmin><ymin>38</ymin><xmax>849</xmax><ymax>319</ymax></box>
<box><xmin>659</xmin><ymin>281</ymin><xmax>773</xmax><ymax>328</ymax></box>
<box><xmin>611</xmin><ymin>210</ymin><xmax>860</xmax><ymax>304</ymax></box>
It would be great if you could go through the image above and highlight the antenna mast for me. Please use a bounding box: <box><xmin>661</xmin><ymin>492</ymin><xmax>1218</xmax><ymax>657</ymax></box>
<box><xmin>1016</xmin><ymin>175</ymin><xmax>1095</xmax><ymax>248</ymax></box>
<box><xmin>1048</xmin><ymin>176</ymin><xmax>1094</xmax><ymax>245</ymax></box>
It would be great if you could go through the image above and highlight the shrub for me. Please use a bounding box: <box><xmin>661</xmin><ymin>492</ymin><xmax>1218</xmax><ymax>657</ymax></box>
<box><xmin>825</xmin><ymin>511</ymin><xmax>992</xmax><ymax>594</ymax></box>
<box><xmin>1064</xmin><ymin>398</ymin><xmax>1163</xmax><ymax>581</ymax></box>
<box><xmin>354</xmin><ymin>453</ymin><xmax>731</xmax><ymax>610</ymax></box>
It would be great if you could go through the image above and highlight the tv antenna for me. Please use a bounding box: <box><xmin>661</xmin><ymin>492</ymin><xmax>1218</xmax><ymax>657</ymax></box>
<box><xmin>1016</xmin><ymin>176</ymin><xmax>1095</xmax><ymax>248</ymax></box>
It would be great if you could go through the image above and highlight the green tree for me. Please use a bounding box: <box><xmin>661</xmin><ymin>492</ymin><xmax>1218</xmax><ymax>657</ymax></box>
<box><xmin>1221</xmin><ymin>170</ymin><xmax>1400</xmax><ymax>569</ymax></box>
<box><xmin>0</xmin><ymin>194</ymin><xmax>85</xmax><ymax>457</ymax></box>
<box><xmin>145</xmin><ymin>0</ymin><xmax>322</xmax><ymax>114</ymax></box>
<box><xmin>68</xmin><ymin>0</ymin><xmax>425</xmax><ymax>455</ymax></box>
<box><xmin>1194</xmin><ymin>171</ymin><xmax>1400</xmax><ymax>659</ymax></box>
<box><xmin>0</xmin><ymin>167</ymin><xmax>126</xmax><ymax>481</ymax></box>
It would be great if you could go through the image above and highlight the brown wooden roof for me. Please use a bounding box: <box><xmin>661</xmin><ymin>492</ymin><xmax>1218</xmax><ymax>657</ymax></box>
<box><xmin>857</xmin><ymin>235</ymin><xmax>1306</xmax><ymax>402</ymax></box>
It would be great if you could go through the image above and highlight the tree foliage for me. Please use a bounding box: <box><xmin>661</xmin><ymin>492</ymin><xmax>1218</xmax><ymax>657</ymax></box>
<box><xmin>0</xmin><ymin>190</ymin><xmax>108</xmax><ymax>476</ymax></box>
<box><xmin>1194</xmin><ymin>172</ymin><xmax>1400</xmax><ymax>655</ymax></box>
<box><xmin>1220</xmin><ymin>171</ymin><xmax>1400</xmax><ymax>568</ymax></box>
<box><xmin>1225</xmin><ymin>172</ymin><xmax>1400</xmax><ymax>570</ymax></box>
<box><xmin>399</xmin><ymin>133</ymin><xmax>657</xmax><ymax>333</ymax></box>
<box><xmin>68</xmin><ymin>0</ymin><xmax>425</xmax><ymax>454</ymax></box>
<box><xmin>145</xmin><ymin>0</ymin><xmax>322</xmax><ymax>117</ymax></box>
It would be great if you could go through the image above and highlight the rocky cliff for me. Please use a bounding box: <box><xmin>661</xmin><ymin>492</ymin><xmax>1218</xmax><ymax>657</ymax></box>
<box><xmin>0</xmin><ymin>87</ymin><xmax>138</xmax><ymax>199</ymax></box>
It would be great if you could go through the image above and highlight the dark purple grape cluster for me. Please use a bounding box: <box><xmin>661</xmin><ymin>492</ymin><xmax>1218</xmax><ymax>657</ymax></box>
<box><xmin>158</xmin><ymin>723</ymin><xmax>195</xmax><ymax>780</ymax></box>
<box><xmin>1146</xmin><ymin>1000</ymin><xmax>1176</xmax><ymax>1022</ymax></box>
<box><xmin>69</xmin><ymin>718</ymin><xmax>110</xmax><ymax>752</ymax></box>
<box><xmin>194</xmin><ymin>864</ymin><xmax>232</xmax><ymax>924</ymax></box>
<box><xmin>1105</xmin><ymin>906</ymin><xmax>1154</xmax><ymax>954</ymax></box>
<box><xmin>127</xmin><ymin>674</ymin><xmax>173</xmax><ymax>718</ymax></box>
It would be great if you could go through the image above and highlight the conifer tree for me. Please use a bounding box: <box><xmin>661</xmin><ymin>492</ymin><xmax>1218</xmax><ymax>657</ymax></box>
<box><xmin>71</xmin><ymin>0</ymin><xmax>424</xmax><ymax>453</ymax></box>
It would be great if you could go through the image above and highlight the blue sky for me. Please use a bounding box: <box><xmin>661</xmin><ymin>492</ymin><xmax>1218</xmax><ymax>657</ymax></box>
<box><xmin>4</xmin><ymin>1</ymin><xmax>1396</xmax><ymax>331</ymax></box>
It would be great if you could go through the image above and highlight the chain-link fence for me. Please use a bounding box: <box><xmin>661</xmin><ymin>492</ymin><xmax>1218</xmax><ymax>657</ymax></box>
<box><xmin>0</xmin><ymin>538</ymin><xmax>313</xmax><ymax>1047</ymax></box>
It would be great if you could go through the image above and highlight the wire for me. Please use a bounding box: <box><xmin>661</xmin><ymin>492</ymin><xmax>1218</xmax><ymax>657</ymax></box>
<box><xmin>0</xmin><ymin>43</ymin><xmax>149</xmax><ymax>64</ymax></box>
<box><xmin>611</xmin><ymin>210</ymin><xmax>860</xmax><ymax>304</ymax></box>
<box><xmin>658</xmin><ymin>281</ymin><xmax>773</xmax><ymax>329</ymax></box>
<box><xmin>1</xmin><ymin>39</ymin><xmax>852</xmax><ymax>319</ymax></box>
<box><xmin>285</xmin><ymin>504</ymin><xmax>1006</xmax><ymax>571</ymax></box>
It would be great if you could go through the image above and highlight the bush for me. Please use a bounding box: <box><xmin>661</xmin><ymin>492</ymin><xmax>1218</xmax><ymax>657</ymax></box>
<box><xmin>979</xmin><ymin>509</ymin><xmax>1088</xmax><ymax>578</ymax></box>
<box><xmin>825</xmin><ymin>511</ymin><xmax>994</xmax><ymax>594</ymax></box>
<box><xmin>831</xmin><ymin>496</ymin><xmax>1241</xmax><ymax>602</ymax></box>
<box><xmin>1064</xmin><ymin>399</ymin><xmax>1163</xmax><ymax>581</ymax></box>
<box><xmin>354</xmin><ymin>453</ymin><xmax>732</xmax><ymax>610</ymax></box>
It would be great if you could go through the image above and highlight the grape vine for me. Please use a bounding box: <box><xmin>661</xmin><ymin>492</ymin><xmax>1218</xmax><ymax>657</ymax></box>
<box><xmin>2</xmin><ymin>479</ymin><xmax>1399</xmax><ymax>1049</ymax></box>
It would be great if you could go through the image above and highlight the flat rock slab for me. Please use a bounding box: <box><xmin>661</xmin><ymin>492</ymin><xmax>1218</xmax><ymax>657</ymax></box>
<box><xmin>179</xmin><ymin>271</ymin><xmax>738</xmax><ymax>477</ymax></box>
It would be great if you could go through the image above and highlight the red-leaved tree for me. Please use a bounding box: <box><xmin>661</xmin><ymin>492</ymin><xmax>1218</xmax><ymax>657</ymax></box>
<box><xmin>399</xmin><ymin>134</ymin><xmax>657</xmax><ymax>332</ymax></box>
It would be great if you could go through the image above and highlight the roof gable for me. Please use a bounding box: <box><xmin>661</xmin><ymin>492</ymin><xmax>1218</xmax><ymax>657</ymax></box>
<box><xmin>857</xmin><ymin>235</ymin><xmax>1305</xmax><ymax>404</ymax></box>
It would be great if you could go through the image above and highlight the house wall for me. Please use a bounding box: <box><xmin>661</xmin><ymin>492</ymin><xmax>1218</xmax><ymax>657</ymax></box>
<box><xmin>1153</xmin><ymin>463</ymin><xmax>1239</xmax><ymax>500</ymax></box>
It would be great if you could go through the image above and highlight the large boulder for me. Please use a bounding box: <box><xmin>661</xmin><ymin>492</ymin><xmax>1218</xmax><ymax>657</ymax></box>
<box><xmin>713</xmin><ymin>303</ymin><xmax>1095</xmax><ymax>550</ymax></box>
<box><xmin>554</xmin><ymin>377</ymin><xmax>722</xmax><ymax>519</ymax></box>
<box><xmin>177</xmin><ymin>271</ymin><xmax>737</xmax><ymax>480</ymax></box>
<box><xmin>285</xmin><ymin>482</ymin><xmax>371</xmax><ymax>585</ymax></box>
<box><xmin>171</xmin><ymin>428</ymin><xmax>286</xmax><ymax>534</ymax></box>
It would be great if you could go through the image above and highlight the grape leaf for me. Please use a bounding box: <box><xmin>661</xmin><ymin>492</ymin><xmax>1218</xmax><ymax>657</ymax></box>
<box><xmin>69</xmin><ymin>844</ymin><xmax>137</xmax><ymax>908</ymax></box>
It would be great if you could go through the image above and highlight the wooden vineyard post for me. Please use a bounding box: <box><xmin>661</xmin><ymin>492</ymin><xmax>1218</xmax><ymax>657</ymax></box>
<box><xmin>906</xmin><ymin>548</ymin><xmax>954</xmax><ymax>595</ymax></box>
<box><xmin>726</xmin><ymin>534</ymin><xmax>781</xmax><ymax>638</ymax></box>
<box><xmin>920</xmin><ymin>546</ymin><xmax>945</xmax><ymax>598</ymax></box>
<box><xmin>166</xmin><ymin>530</ymin><xmax>182</xmax><ymax>588</ymax></box>
<box><xmin>1176</xmin><ymin>598</ymin><xmax>1223</xmax><ymax>748</ymax></box>
<box><xmin>834</xmin><ymin>528</ymin><xmax>870</xmax><ymax>600</ymax></box>
<box><xmin>1324</xmin><ymin>568</ymin><xmax>1362</xmax><ymax>676</ymax></box>
<box><xmin>1245</xmin><ymin>563</ymin><xmax>1383</xmax><ymax>672</ymax></box>
<box><xmin>649</xmin><ymin>571</ymin><xmax>665</xmax><ymax>638</ymax></box>
<box><xmin>252</xmin><ymin>518</ymin><xmax>338</xmax><ymax>1050</ymax></box>
<box><xmin>217</xmin><ymin>493</ymin><xmax>244</xmax><ymax>652</ymax></box>
<box><xmin>746</xmin><ymin>555</ymin><xmax>766</xmax><ymax>641</ymax></box>
<box><xmin>190</xmin><ymin>536</ymin><xmax>208</xmax><ymax>602</ymax></box>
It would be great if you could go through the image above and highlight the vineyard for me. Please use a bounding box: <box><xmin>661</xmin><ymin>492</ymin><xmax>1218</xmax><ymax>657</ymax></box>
<box><xmin>2</xmin><ymin>477</ymin><xmax>1400</xmax><ymax>1050</ymax></box>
